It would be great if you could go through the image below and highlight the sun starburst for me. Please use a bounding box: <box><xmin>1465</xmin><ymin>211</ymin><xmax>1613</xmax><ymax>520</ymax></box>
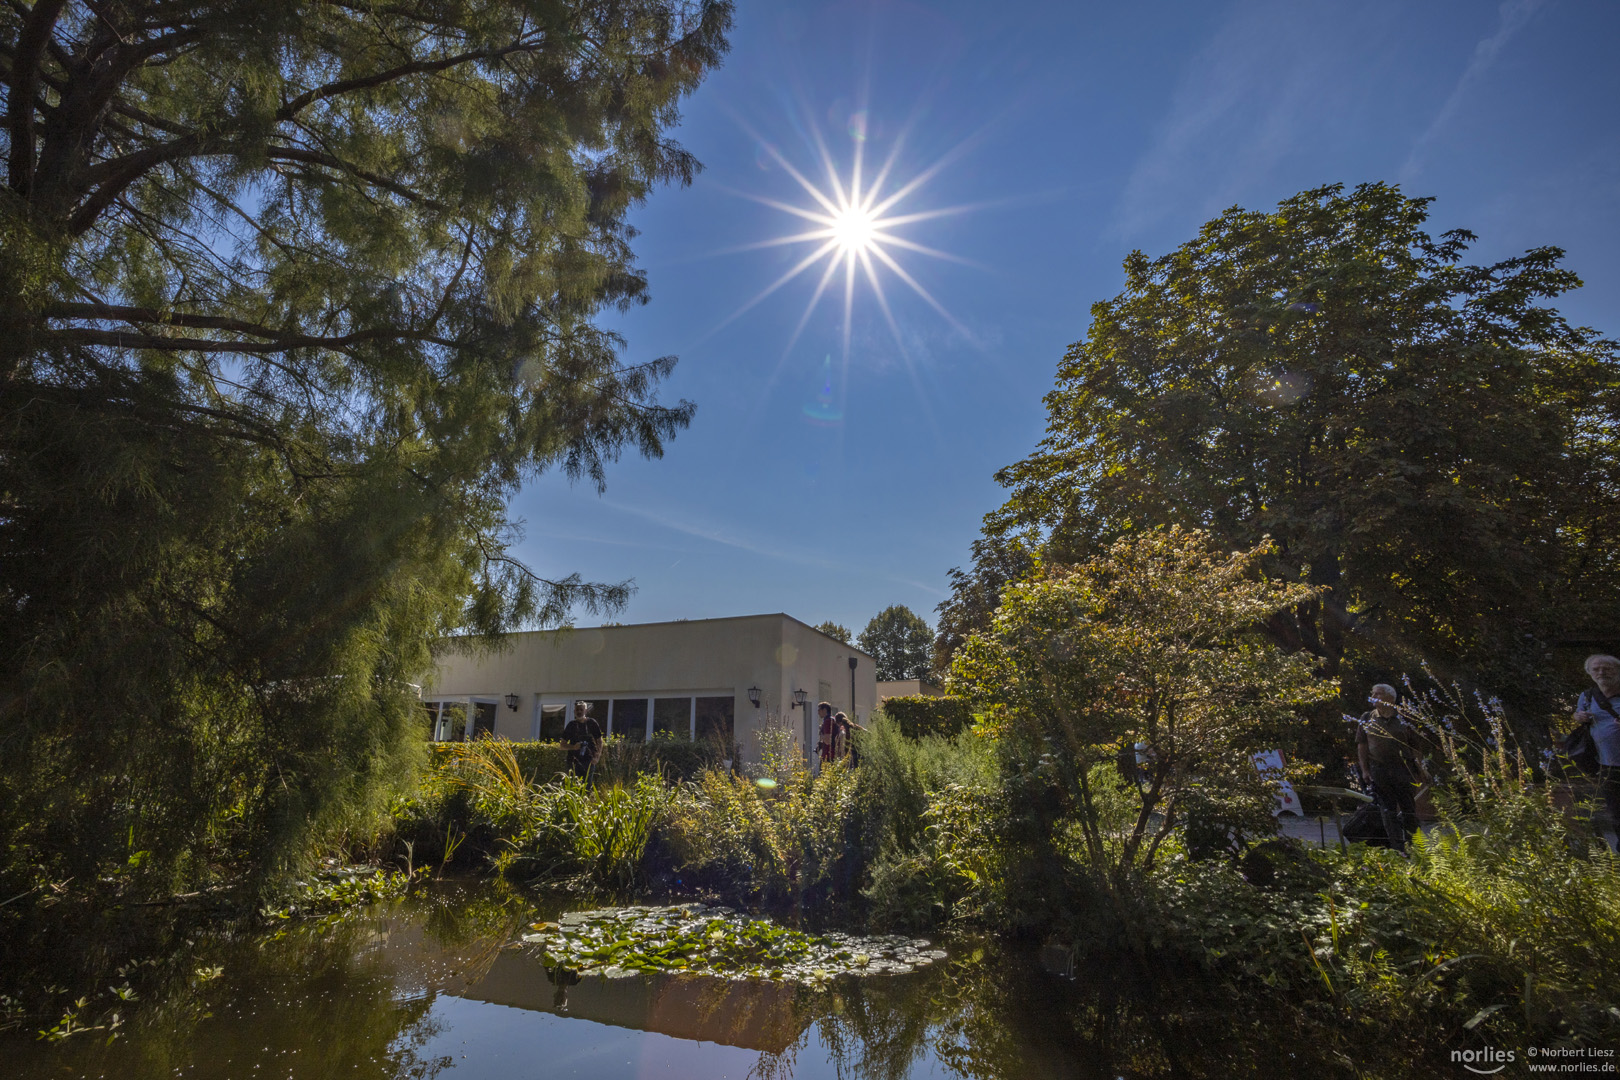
<box><xmin>710</xmin><ymin>110</ymin><xmax>979</xmax><ymax>367</ymax></box>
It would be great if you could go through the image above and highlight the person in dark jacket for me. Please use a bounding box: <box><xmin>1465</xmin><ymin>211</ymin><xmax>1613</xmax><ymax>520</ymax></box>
<box><xmin>1356</xmin><ymin>684</ymin><xmax>1429</xmax><ymax>852</ymax></box>
<box><xmin>563</xmin><ymin>700</ymin><xmax>603</xmax><ymax>779</ymax></box>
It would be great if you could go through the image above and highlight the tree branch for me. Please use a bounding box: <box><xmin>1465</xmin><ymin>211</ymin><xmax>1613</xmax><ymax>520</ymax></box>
<box><xmin>6</xmin><ymin>0</ymin><xmax>67</xmax><ymax>195</ymax></box>
<box><xmin>42</xmin><ymin>307</ymin><xmax>459</xmax><ymax>354</ymax></box>
<box><xmin>263</xmin><ymin>146</ymin><xmax>447</xmax><ymax>212</ymax></box>
<box><xmin>275</xmin><ymin>39</ymin><xmax>546</xmax><ymax>122</ymax></box>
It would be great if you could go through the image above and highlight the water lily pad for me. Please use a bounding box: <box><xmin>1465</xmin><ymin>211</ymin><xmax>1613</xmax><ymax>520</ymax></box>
<box><xmin>520</xmin><ymin>905</ymin><xmax>942</xmax><ymax>985</ymax></box>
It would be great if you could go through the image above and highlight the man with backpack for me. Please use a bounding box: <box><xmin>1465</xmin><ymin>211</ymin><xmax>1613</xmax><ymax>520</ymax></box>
<box><xmin>1573</xmin><ymin>654</ymin><xmax>1620</xmax><ymax>845</ymax></box>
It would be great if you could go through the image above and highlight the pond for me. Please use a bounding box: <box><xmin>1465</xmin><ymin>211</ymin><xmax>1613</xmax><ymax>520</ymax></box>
<box><xmin>5</xmin><ymin>880</ymin><xmax>1420</xmax><ymax>1079</ymax></box>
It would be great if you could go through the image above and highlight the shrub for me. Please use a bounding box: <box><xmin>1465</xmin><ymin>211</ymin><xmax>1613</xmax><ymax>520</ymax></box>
<box><xmin>948</xmin><ymin>528</ymin><xmax>1333</xmax><ymax>946</ymax></box>
<box><xmin>879</xmin><ymin>696</ymin><xmax>973</xmax><ymax>739</ymax></box>
<box><xmin>657</xmin><ymin>721</ymin><xmax>867</xmax><ymax>909</ymax></box>
<box><xmin>856</xmin><ymin>715</ymin><xmax>997</xmax><ymax>928</ymax></box>
<box><xmin>551</xmin><ymin>776</ymin><xmax>667</xmax><ymax>894</ymax></box>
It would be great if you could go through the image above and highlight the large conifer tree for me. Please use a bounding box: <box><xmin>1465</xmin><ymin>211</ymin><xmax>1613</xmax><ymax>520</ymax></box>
<box><xmin>0</xmin><ymin>0</ymin><xmax>731</xmax><ymax>908</ymax></box>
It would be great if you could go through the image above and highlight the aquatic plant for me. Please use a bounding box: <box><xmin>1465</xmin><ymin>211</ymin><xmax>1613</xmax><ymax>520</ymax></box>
<box><xmin>261</xmin><ymin>865</ymin><xmax>415</xmax><ymax>921</ymax></box>
<box><xmin>520</xmin><ymin>904</ymin><xmax>944</xmax><ymax>983</ymax></box>
<box><xmin>553</xmin><ymin>776</ymin><xmax>667</xmax><ymax>893</ymax></box>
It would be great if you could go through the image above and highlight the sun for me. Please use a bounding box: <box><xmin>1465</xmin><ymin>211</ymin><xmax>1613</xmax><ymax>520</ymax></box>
<box><xmin>709</xmin><ymin>109</ymin><xmax>977</xmax><ymax>365</ymax></box>
<box><xmin>830</xmin><ymin>203</ymin><xmax>878</xmax><ymax>254</ymax></box>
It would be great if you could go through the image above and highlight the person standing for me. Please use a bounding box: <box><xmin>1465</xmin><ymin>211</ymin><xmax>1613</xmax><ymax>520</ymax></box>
<box><xmin>839</xmin><ymin>712</ymin><xmax>866</xmax><ymax>767</ymax></box>
<box><xmin>1356</xmin><ymin>684</ymin><xmax>1429</xmax><ymax>852</ymax></box>
<box><xmin>563</xmin><ymin>700</ymin><xmax>603</xmax><ymax>779</ymax></box>
<box><xmin>816</xmin><ymin>702</ymin><xmax>838</xmax><ymax>764</ymax></box>
<box><xmin>1574</xmin><ymin>654</ymin><xmax>1620</xmax><ymax>843</ymax></box>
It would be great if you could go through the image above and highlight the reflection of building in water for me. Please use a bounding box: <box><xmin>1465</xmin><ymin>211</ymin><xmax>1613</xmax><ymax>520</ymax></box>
<box><xmin>462</xmin><ymin>949</ymin><xmax>808</xmax><ymax>1054</ymax></box>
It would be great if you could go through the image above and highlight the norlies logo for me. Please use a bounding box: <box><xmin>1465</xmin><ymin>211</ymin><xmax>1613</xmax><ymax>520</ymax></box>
<box><xmin>1454</xmin><ymin>1047</ymin><xmax>1516</xmax><ymax>1075</ymax></box>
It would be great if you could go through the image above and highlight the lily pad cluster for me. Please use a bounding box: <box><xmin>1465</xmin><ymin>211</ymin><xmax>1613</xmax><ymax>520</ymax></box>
<box><xmin>519</xmin><ymin>904</ymin><xmax>946</xmax><ymax>983</ymax></box>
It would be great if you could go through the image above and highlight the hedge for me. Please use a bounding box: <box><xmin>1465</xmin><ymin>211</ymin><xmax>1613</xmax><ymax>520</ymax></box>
<box><xmin>428</xmin><ymin>735</ymin><xmax>723</xmax><ymax>783</ymax></box>
<box><xmin>878</xmin><ymin>695</ymin><xmax>973</xmax><ymax>739</ymax></box>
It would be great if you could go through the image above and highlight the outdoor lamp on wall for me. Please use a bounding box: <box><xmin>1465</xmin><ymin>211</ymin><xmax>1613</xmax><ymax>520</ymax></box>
<box><xmin>791</xmin><ymin>689</ymin><xmax>809</xmax><ymax>708</ymax></box>
<box><xmin>747</xmin><ymin>686</ymin><xmax>761</xmax><ymax>708</ymax></box>
<box><xmin>504</xmin><ymin>693</ymin><xmax>520</xmax><ymax>711</ymax></box>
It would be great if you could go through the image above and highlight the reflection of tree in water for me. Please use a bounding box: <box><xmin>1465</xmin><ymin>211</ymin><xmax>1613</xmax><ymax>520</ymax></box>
<box><xmin>817</xmin><ymin>974</ymin><xmax>942</xmax><ymax>1080</ymax></box>
<box><xmin>742</xmin><ymin>967</ymin><xmax>948</xmax><ymax>1080</ymax></box>
<box><xmin>931</xmin><ymin>951</ymin><xmax>1368</xmax><ymax>1080</ymax></box>
<box><xmin>10</xmin><ymin>902</ymin><xmax>472</xmax><ymax>1080</ymax></box>
<box><xmin>740</xmin><ymin>940</ymin><xmax>1373</xmax><ymax>1080</ymax></box>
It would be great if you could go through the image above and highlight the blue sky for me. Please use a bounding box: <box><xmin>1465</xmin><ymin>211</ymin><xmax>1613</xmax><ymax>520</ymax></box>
<box><xmin>512</xmin><ymin>0</ymin><xmax>1620</xmax><ymax>636</ymax></box>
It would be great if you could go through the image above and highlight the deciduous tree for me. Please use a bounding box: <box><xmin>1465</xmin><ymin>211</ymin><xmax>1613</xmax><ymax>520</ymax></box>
<box><xmin>859</xmin><ymin>605</ymin><xmax>933</xmax><ymax>682</ymax></box>
<box><xmin>981</xmin><ymin>183</ymin><xmax>1620</xmax><ymax>719</ymax></box>
<box><xmin>816</xmin><ymin>621</ymin><xmax>852</xmax><ymax>645</ymax></box>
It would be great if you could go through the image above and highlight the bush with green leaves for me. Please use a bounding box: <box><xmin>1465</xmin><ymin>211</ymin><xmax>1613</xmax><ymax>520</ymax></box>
<box><xmin>1101</xmin><ymin>677</ymin><xmax>1620</xmax><ymax>1062</ymax></box>
<box><xmin>948</xmin><ymin>528</ymin><xmax>1334</xmax><ymax>939</ymax></box>
<box><xmin>878</xmin><ymin>696</ymin><xmax>974</xmax><ymax>739</ymax></box>
<box><xmin>852</xmin><ymin>715</ymin><xmax>997</xmax><ymax>928</ymax></box>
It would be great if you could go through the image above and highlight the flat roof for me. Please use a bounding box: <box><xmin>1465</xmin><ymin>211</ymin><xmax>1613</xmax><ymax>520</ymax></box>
<box><xmin>454</xmin><ymin>612</ymin><xmax>875</xmax><ymax>660</ymax></box>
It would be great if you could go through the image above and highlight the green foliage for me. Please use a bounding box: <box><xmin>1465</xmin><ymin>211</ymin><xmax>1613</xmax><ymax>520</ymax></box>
<box><xmin>855</xmin><ymin>715</ymin><xmax>997</xmax><ymax>928</ymax></box>
<box><xmin>878</xmin><ymin>696</ymin><xmax>973</xmax><ymax>739</ymax></box>
<box><xmin>951</xmin><ymin>528</ymin><xmax>1333</xmax><ymax>907</ymax></box>
<box><xmin>816</xmin><ymin>621</ymin><xmax>853</xmax><ymax>644</ymax></box>
<box><xmin>0</xmin><ymin>0</ymin><xmax>735</xmax><ymax>942</ymax></box>
<box><xmin>858</xmin><ymin>605</ymin><xmax>934</xmax><ymax>681</ymax></box>
<box><xmin>659</xmin><ymin>756</ymin><xmax>866</xmax><ymax>910</ymax></box>
<box><xmin>976</xmin><ymin>182</ymin><xmax>1620</xmax><ymax>718</ymax></box>
<box><xmin>405</xmin><ymin>739</ymin><xmax>679</xmax><ymax>891</ymax></box>
<box><xmin>932</xmin><ymin>533</ymin><xmax>1035</xmax><ymax>677</ymax></box>
<box><xmin>551</xmin><ymin>777</ymin><xmax>667</xmax><ymax>895</ymax></box>
<box><xmin>261</xmin><ymin>866</ymin><xmax>415</xmax><ymax>921</ymax></box>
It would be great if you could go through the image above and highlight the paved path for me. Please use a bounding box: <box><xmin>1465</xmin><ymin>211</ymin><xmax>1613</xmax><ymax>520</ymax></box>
<box><xmin>1275</xmin><ymin>812</ymin><xmax>1618</xmax><ymax>851</ymax></box>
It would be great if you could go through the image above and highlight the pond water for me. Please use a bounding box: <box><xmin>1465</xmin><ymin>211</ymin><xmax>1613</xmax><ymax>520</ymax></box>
<box><xmin>6</xmin><ymin>881</ymin><xmax>1418</xmax><ymax>1079</ymax></box>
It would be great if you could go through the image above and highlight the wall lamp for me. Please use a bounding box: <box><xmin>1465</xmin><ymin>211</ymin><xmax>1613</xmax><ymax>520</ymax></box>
<box><xmin>791</xmin><ymin>689</ymin><xmax>809</xmax><ymax>708</ymax></box>
<box><xmin>504</xmin><ymin>693</ymin><xmax>521</xmax><ymax>711</ymax></box>
<box><xmin>746</xmin><ymin>685</ymin><xmax>762</xmax><ymax>708</ymax></box>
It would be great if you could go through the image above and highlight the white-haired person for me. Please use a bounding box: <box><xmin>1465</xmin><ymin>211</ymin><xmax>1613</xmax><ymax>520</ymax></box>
<box><xmin>1574</xmin><ymin>654</ymin><xmax>1620</xmax><ymax>843</ymax></box>
<box><xmin>1355</xmin><ymin>683</ymin><xmax>1429</xmax><ymax>852</ymax></box>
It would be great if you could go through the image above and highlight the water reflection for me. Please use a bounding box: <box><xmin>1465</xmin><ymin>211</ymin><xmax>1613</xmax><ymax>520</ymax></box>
<box><xmin>6</xmin><ymin>881</ymin><xmax>1396</xmax><ymax>1079</ymax></box>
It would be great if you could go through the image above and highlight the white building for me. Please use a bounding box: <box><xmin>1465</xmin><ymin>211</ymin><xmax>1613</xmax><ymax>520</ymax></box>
<box><xmin>422</xmin><ymin>614</ymin><xmax>877</xmax><ymax>764</ymax></box>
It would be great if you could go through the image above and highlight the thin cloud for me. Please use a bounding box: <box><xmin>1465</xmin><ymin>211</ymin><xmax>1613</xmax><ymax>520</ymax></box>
<box><xmin>1401</xmin><ymin>0</ymin><xmax>1546</xmax><ymax>182</ymax></box>
<box><xmin>601</xmin><ymin>498</ymin><xmax>945</xmax><ymax>597</ymax></box>
<box><xmin>1109</xmin><ymin>0</ymin><xmax>1353</xmax><ymax>240</ymax></box>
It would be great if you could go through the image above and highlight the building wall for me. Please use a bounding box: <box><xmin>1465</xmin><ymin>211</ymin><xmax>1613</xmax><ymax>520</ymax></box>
<box><xmin>422</xmin><ymin>614</ymin><xmax>876</xmax><ymax>763</ymax></box>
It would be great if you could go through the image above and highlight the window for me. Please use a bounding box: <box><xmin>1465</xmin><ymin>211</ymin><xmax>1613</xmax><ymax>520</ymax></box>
<box><xmin>471</xmin><ymin>701</ymin><xmax>497</xmax><ymax>739</ymax></box>
<box><xmin>427</xmin><ymin>702</ymin><xmax>465</xmax><ymax>742</ymax></box>
<box><xmin>695</xmin><ymin>696</ymin><xmax>734</xmax><ymax>756</ymax></box>
<box><xmin>612</xmin><ymin>698</ymin><xmax>647</xmax><ymax>741</ymax></box>
<box><xmin>654</xmin><ymin>697</ymin><xmax>690</xmax><ymax>739</ymax></box>
<box><xmin>581</xmin><ymin>699</ymin><xmax>610</xmax><ymax>732</ymax></box>
<box><xmin>538</xmin><ymin>705</ymin><xmax>567</xmax><ymax>741</ymax></box>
